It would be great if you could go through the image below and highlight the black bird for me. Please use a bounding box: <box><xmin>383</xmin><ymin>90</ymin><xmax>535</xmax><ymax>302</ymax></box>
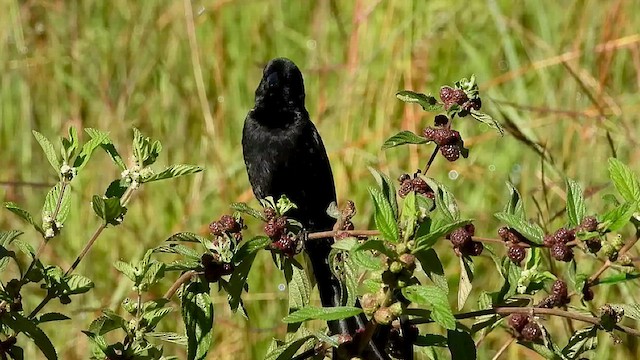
<box><xmin>242</xmin><ymin>58</ymin><xmax>388</xmax><ymax>359</ymax></box>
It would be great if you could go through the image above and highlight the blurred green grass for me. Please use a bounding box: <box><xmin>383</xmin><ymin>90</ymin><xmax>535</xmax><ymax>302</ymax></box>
<box><xmin>2</xmin><ymin>0</ymin><xmax>640</xmax><ymax>358</ymax></box>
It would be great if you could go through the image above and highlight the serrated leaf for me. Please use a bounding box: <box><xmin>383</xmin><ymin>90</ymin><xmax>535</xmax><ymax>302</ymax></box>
<box><xmin>72</xmin><ymin>131</ymin><xmax>108</xmax><ymax>170</ymax></box>
<box><xmin>0</xmin><ymin>230</ymin><xmax>23</xmax><ymax>272</ymax></box>
<box><xmin>396</xmin><ymin>91</ymin><xmax>442</xmax><ymax>111</ymax></box>
<box><xmin>285</xmin><ymin>261</ymin><xmax>311</xmax><ymax>313</ymax></box>
<box><xmin>504</xmin><ymin>182</ymin><xmax>524</xmax><ymax>217</ymax></box>
<box><xmin>264</xmin><ymin>335</ymin><xmax>316</xmax><ymax>360</ymax></box>
<box><xmin>368</xmin><ymin>187</ymin><xmax>399</xmax><ymax>242</ymax></box>
<box><xmin>368</xmin><ymin>167</ymin><xmax>399</xmax><ymax>219</ymax></box>
<box><xmin>414</xmin><ymin>219</ymin><xmax>471</xmax><ymax>252</ymax></box>
<box><xmin>351</xmin><ymin>250</ymin><xmax>383</xmax><ymax>271</ymax></box>
<box><xmin>494</xmin><ymin>212</ymin><xmax>544</xmax><ymax>243</ymax></box>
<box><xmin>447</xmin><ymin>329</ymin><xmax>476</xmax><ymax>360</ymax></box>
<box><xmin>181</xmin><ymin>282</ymin><xmax>214</xmax><ymax>360</ymax></box>
<box><xmin>146</xmin><ymin>332</ymin><xmax>189</xmax><ymax>346</ymax></box>
<box><xmin>43</xmin><ymin>183</ymin><xmax>70</xmax><ymax>224</ymax></box>
<box><xmin>402</xmin><ymin>285</ymin><xmax>455</xmax><ymax>330</ymax></box>
<box><xmin>227</xmin><ymin>252</ymin><xmax>257</xmax><ymax>313</ymax></box>
<box><xmin>566</xmin><ymin>178</ymin><xmax>586</xmax><ymax>228</ymax></box>
<box><xmin>92</xmin><ymin>195</ymin><xmax>126</xmax><ymax>226</ymax></box>
<box><xmin>114</xmin><ymin>261</ymin><xmax>137</xmax><ymax>282</ymax></box>
<box><xmin>233</xmin><ymin>236</ymin><xmax>270</xmax><ymax>262</ymax></box>
<box><xmin>331</xmin><ymin>237</ymin><xmax>359</xmax><ymax>251</ymax></box>
<box><xmin>470</xmin><ymin>109</ymin><xmax>503</xmax><ymax>136</ymax></box>
<box><xmin>32</xmin><ymin>130</ymin><xmax>61</xmax><ymax>175</ymax></box>
<box><xmin>86</xmin><ymin>129</ymin><xmax>127</xmax><ymax>171</ymax></box>
<box><xmin>354</xmin><ymin>239</ymin><xmax>395</xmax><ymax>258</ymax></box>
<box><xmin>166</xmin><ymin>232</ymin><xmax>209</xmax><ymax>244</ymax></box>
<box><xmin>458</xmin><ymin>256</ymin><xmax>474</xmax><ymax>310</ymax></box>
<box><xmin>63</xmin><ymin>274</ymin><xmax>94</xmax><ymax>295</ymax></box>
<box><xmin>141</xmin><ymin>164</ymin><xmax>204</xmax><ymax>183</ymax></box>
<box><xmin>1</xmin><ymin>312</ymin><xmax>57</xmax><ymax>360</ymax></box>
<box><xmin>414</xmin><ymin>249</ymin><xmax>448</xmax><ymax>293</ymax></box>
<box><xmin>143</xmin><ymin>307</ymin><xmax>174</xmax><ymax>330</ymax></box>
<box><xmin>4</xmin><ymin>202</ymin><xmax>45</xmax><ymax>236</ymax></box>
<box><xmin>600</xmin><ymin>201</ymin><xmax>636</xmax><ymax>232</ymax></box>
<box><xmin>426</xmin><ymin>178</ymin><xmax>459</xmax><ymax>222</ymax></box>
<box><xmin>608</xmin><ymin>158</ymin><xmax>640</xmax><ymax>207</ymax></box>
<box><xmin>382</xmin><ymin>130</ymin><xmax>429</xmax><ymax>149</ymax></box>
<box><xmin>230</xmin><ymin>202</ymin><xmax>266</xmax><ymax>221</ymax></box>
<box><xmin>561</xmin><ymin>326</ymin><xmax>597</xmax><ymax>359</ymax></box>
<box><xmin>36</xmin><ymin>312</ymin><xmax>70</xmax><ymax>324</ymax></box>
<box><xmin>153</xmin><ymin>244</ymin><xmax>200</xmax><ymax>260</ymax></box>
<box><xmin>282</xmin><ymin>306</ymin><xmax>363</xmax><ymax>324</ymax></box>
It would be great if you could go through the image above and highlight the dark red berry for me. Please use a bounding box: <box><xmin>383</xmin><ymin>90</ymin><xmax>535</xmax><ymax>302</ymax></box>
<box><xmin>434</xmin><ymin>114</ymin><xmax>449</xmax><ymax>127</ymax></box>
<box><xmin>398</xmin><ymin>174</ymin><xmax>411</xmax><ymax>183</ymax></box>
<box><xmin>431</xmin><ymin>128</ymin><xmax>452</xmax><ymax>145</ymax></box>
<box><xmin>272</xmin><ymin>234</ymin><xmax>297</xmax><ymax>257</ymax></box>
<box><xmin>551</xmin><ymin>242</ymin><xmax>573</xmax><ymax>262</ymax></box>
<box><xmin>398</xmin><ymin>180</ymin><xmax>413</xmax><ymax>198</ymax></box>
<box><xmin>220</xmin><ymin>215</ymin><xmax>241</xmax><ymax>233</ymax></box>
<box><xmin>201</xmin><ymin>253</ymin><xmax>214</xmax><ymax>266</ymax></box>
<box><xmin>440</xmin><ymin>144</ymin><xmax>460</xmax><ymax>162</ymax></box>
<box><xmin>552</xmin><ymin>280</ymin><xmax>568</xmax><ymax>299</ymax></box>
<box><xmin>586</xmin><ymin>239</ymin><xmax>602</xmax><ymax>253</ymax></box>
<box><xmin>466</xmin><ymin>241</ymin><xmax>484</xmax><ymax>256</ymax></box>
<box><xmin>582</xmin><ymin>285</ymin><xmax>594</xmax><ymax>301</ymax></box>
<box><xmin>264</xmin><ymin>218</ymin><xmax>283</xmax><ymax>239</ymax></box>
<box><xmin>263</xmin><ymin>207</ymin><xmax>276</xmax><ymax>220</ymax></box>
<box><xmin>521</xmin><ymin>322</ymin><xmax>542</xmax><ymax>341</ymax></box>
<box><xmin>221</xmin><ymin>263</ymin><xmax>234</xmax><ymax>275</ymax></box>
<box><xmin>538</xmin><ymin>294</ymin><xmax>558</xmax><ymax>308</ymax></box>
<box><xmin>209</xmin><ymin>221</ymin><xmax>224</xmax><ymax>236</ymax></box>
<box><xmin>508</xmin><ymin>245</ymin><xmax>526</xmax><ymax>265</ymax></box>
<box><xmin>440</xmin><ymin>86</ymin><xmax>468</xmax><ymax>110</ymax></box>
<box><xmin>449</xmin><ymin>228</ymin><xmax>471</xmax><ymax>248</ymax></box>
<box><xmin>464</xmin><ymin>223</ymin><xmax>476</xmax><ymax>236</ymax></box>
<box><xmin>498</xmin><ymin>227</ymin><xmax>509</xmax><ymax>239</ymax></box>
<box><xmin>412</xmin><ymin>177</ymin><xmax>432</xmax><ymax>196</ymax></box>
<box><xmin>508</xmin><ymin>313</ymin><xmax>529</xmax><ymax>333</ymax></box>
<box><xmin>553</xmin><ymin>228</ymin><xmax>574</xmax><ymax>244</ymax></box>
<box><xmin>543</xmin><ymin>234</ymin><xmax>555</xmax><ymax>247</ymax></box>
<box><xmin>580</xmin><ymin>216</ymin><xmax>598</xmax><ymax>232</ymax></box>
<box><xmin>463</xmin><ymin>98</ymin><xmax>482</xmax><ymax>111</ymax></box>
<box><xmin>423</xmin><ymin>127</ymin><xmax>436</xmax><ymax>141</ymax></box>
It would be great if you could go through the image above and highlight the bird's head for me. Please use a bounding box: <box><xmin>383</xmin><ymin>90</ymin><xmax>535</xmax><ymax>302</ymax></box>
<box><xmin>254</xmin><ymin>58</ymin><xmax>306</xmax><ymax>111</ymax></box>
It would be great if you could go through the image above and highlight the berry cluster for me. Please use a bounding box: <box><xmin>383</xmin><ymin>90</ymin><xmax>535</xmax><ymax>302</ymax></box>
<box><xmin>446</xmin><ymin>224</ymin><xmax>484</xmax><ymax>257</ymax></box>
<box><xmin>538</xmin><ymin>280</ymin><xmax>569</xmax><ymax>308</ymax></box>
<box><xmin>544</xmin><ymin>228</ymin><xmax>575</xmax><ymax>262</ymax></box>
<box><xmin>577</xmin><ymin>216</ymin><xmax>602</xmax><ymax>253</ymax></box>
<box><xmin>422</xmin><ymin>126</ymin><xmax>464</xmax><ymax>162</ymax></box>
<box><xmin>498</xmin><ymin>227</ymin><xmax>527</xmax><ymax>264</ymax></box>
<box><xmin>201</xmin><ymin>253</ymin><xmax>234</xmax><ymax>283</ymax></box>
<box><xmin>439</xmin><ymin>86</ymin><xmax>482</xmax><ymax>113</ymax></box>
<box><xmin>508</xmin><ymin>314</ymin><xmax>542</xmax><ymax>342</ymax></box>
<box><xmin>209</xmin><ymin>214</ymin><xmax>244</xmax><ymax>241</ymax></box>
<box><xmin>397</xmin><ymin>172</ymin><xmax>435</xmax><ymax>199</ymax></box>
<box><xmin>263</xmin><ymin>208</ymin><xmax>299</xmax><ymax>257</ymax></box>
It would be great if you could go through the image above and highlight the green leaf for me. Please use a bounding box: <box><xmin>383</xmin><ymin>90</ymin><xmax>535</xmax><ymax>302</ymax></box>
<box><xmin>598</xmin><ymin>273</ymin><xmax>640</xmax><ymax>284</ymax></box>
<box><xmin>166</xmin><ymin>232</ymin><xmax>210</xmax><ymax>244</ymax></box>
<box><xmin>43</xmin><ymin>183</ymin><xmax>71</xmax><ymax>224</ymax></box>
<box><xmin>0</xmin><ymin>230</ymin><xmax>23</xmax><ymax>271</ymax></box>
<box><xmin>143</xmin><ymin>307</ymin><xmax>174</xmax><ymax>330</ymax></box>
<box><xmin>566</xmin><ymin>179</ymin><xmax>586</xmax><ymax>228</ymax></box>
<box><xmin>414</xmin><ymin>249</ymin><xmax>448</xmax><ymax>293</ymax></box>
<box><xmin>285</xmin><ymin>261</ymin><xmax>311</xmax><ymax>313</ymax></box>
<box><xmin>153</xmin><ymin>244</ymin><xmax>200</xmax><ymax>260</ymax></box>
<box><xmin>181</xmin><ymin>282</ymin><xmax>214</xmax><ymax>360</ymax></box>
<box><xmin>264</xmin><ymin>335</ymin><xmax>316</xmax><ymax>360</ymax></box>
<box><xmin>114</xmin><ymin>261</ymin><xmax>137</xmax><ymax>282</ymax></box>
<box><xmin>331</xmin><ymin>237</ymin><xmax>359</xmax><ymax>251</ymax></box>
<box><xmin>146</xmin><ymin>332</ymin><xmax>189</xmax><ymax>346</ymax></box>
<box><xmin>368</xmin><ymin>187</ymin><xmax>399</xmax><ymax>242</ymax></box>
<box><xmin>60</xmin><ymin>127</ymin><xmax>78</xmax><ymax>163</ymax></box>
<box><xmin>82</xmin><ymin>331</ymin><xmax>109</xmax><ymax>358</ymax></box>
<box><xmin>351</xmin><ymin>250</ymin><xmax>384</xmax><ymax>271</ymax></box>
<box><xmin>608</xmin><ymin>158</ymin><xmax>640</xmax><ymax>207</ymax></box>
<box><xmin>282</xmin><ymin>306</ymin><xmax>363</xmax><ymax>324</ymax></box>
<box><xmin>133</xmin><ymin>128</ymin><xmax>162</xmax><ymax>167</ymax></box>
<box><xmin>1</xmin><ymin>312</ymin><xmax>57</xmax><ymax>360</ymax></box>
<box><xmin>32</xmin><ymin>130</ymin><xmax>61</xmax><ymax>175</ymax></box>
<box><xmin>600</xmin><ymin>201</ymin><xmax>636</xmax><ymax>232</ymax></box>
<box><xmin>4</xmin><ymin>202</ymin><xmax>45</xmax><ymax>236</ymax></box>
<box><xmin>141</xmin><ymin>164</ymin><xmax>204</xmax><ymax>183</ymax></box>
<box><xmin>354</xmin><ymin>239</ymin><xmax>395</xmax><ymax>258</ymax></box>
<box><xmin>382</xmin><ymin>130</ymin><xmax>429</xmax><ymax>149</ymax></box>
<box><xmin>368</xmin><ymin>167</ymin><xmax>399</xmax><ymax>219</ymax></box>
<box><xmin>227</xmin><ymin>253</ymin><xmax>257</xmax><ymax>313</ymax></box>
<box><xmin>36</xmin><ymin>312</ymin><xmax>70</xmax><ymax>324</ymax></box>
<box><xmin>63</xmin><ymin>274</ymin><xmax>94</xmax><ymax>295</ymax></box>
<box><xmin>415</xmin><ymin>334</ymin><xmax>448</xmax><ymax>347</ymax></box>
<box><xmin>233</xmin><ymin>236</ymin><xmax>271</xmax><ymax>262</ymax></box>
<box><xmin>447</xmin><ymin>329</ymin><xmax>476</xmax><ymax>360</ymax></box>
<box><xmin>470</xmin><ymin>109</ymin><xmax>503</xmax><ymax>136</ymax></box>
<box><xmin>427</xmin><ymin>178</ymin><xmax>460</xmax><ymax>222</ymax></box>
<box><xmin>72</xmin><ymin>130</ymin><xmax>109</xmax><ymax>171</ymax></box>
<box><xmin>230</xmin><ymin>202</ymin><xmax>266</xmax><ymax>221</ymax></box>
<box><xmin>458</xmin><ymin>256</ymin><xmax>474</xmax><ymax>310</ymax></box>
<box><xmin>561</xmin><ymin>326</ymin><xmax>597</xmax><ymax>359</ymax></box>
<box><xmin>503</xmin><ymin>182</ymin><xmax>524</xmax><ymax>217</ymax></box>
<box><xmin>494</xmin><ymin>212</ymin><xmax>544</xmax><ymax>244</ymax></box>
<box><xmin>414</xmin><ymin>219</ymin><xmax>471</xmax><ymax>252</ymax></box>
<box><xmin>86</xmin><ymin>129</ymin><xmax>127</xmax><ymax>171</ymax></box>
<box><xmin>402</xmin><ymin>285</ymin><xmax>455</xmax><ymax>330</ymax></box>
<box><xmin>92</xmin><ymin>195</ymin><xmax>126</xmax><ymax>226</ymax></box>
<box><xmin>617</xmin><ymin>304</ymin><xmax>640</xmax><ymax>321</ymax></box>
<box><xmin>396</xmin><ymin>91</ymin><xmax>442</xmax><ymax>111</ymax></box>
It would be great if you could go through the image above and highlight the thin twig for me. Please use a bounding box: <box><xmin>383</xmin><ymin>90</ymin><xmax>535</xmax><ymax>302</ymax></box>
<box><xmin>408</xmin><ymin>306</ymin><xmax>640</xmax><ymax>337</ymax></box>
<box><xmin>163</xmin><ymin>270</ymin><xmax>198</xmax><ymax>300</ymax></box>
<box><xmin>589</xmin><ymin>227</ymin><xmax>640</xmax><ymax>285</ymax></box>
<box><xmin>423</xmin><ymin>146</ymin><xmax>439</xmax><ymax>175</ymax></box>
<box><xmin>491</xmin><ymin>337</ymin><xmax>515</xmax><ymax>360</ymax></box>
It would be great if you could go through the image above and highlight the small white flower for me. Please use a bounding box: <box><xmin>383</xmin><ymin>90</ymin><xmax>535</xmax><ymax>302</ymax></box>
<box><xmin>43</xmin><ymin>213</ymin><xmax>53</xmax><ymax>223</ymax></box>
<box><xmin>121</xmin><ymin>169</ymin><xmax>130</xmax><ymax>179</ymax></box>
<box><xmin>44</xmin><ymin>228</ymin><xmax>55</xmax><ymax>239</ymax></box>
<box><xmin>55</xmin><ymin>221</ymin><xmax>63</xmax><ymax>230</ymax></box>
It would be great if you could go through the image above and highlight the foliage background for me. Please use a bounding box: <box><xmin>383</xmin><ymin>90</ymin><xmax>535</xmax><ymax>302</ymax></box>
<box><xmin>1</xmin><ymin>0</ymin><xmax>640</xmax><ymax>358</ymax></box>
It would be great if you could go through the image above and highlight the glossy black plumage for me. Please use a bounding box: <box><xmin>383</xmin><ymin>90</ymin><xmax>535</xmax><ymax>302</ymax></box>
<box><xmin>242</xmin><ymin>58</ymin><xmax>388</xmax><ymax>359</ymax></box>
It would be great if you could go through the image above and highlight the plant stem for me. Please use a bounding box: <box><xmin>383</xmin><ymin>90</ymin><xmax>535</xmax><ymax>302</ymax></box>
<box><xmin>307</xmin><ymin>229</ymin><xmax>380</xmax><ymax>240</ymax></box>
<box><xmin>163</xmin><ymin>270</ymin><xmax>198</xmax><ymax>300</ymax></box>
<box><xmin>491</xmin><ymin>337</ymin><xmax>515</xmax><ymax>360</ymax></box>
<box><xmin>423</xmin><ymin>146</ymin><xmax>439</xmax><ymax>175</ymax></box>
<box><xmin>408</xmin><ymin>306</ymin><xmax>640</xmax><ymax>337</ymax></box>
